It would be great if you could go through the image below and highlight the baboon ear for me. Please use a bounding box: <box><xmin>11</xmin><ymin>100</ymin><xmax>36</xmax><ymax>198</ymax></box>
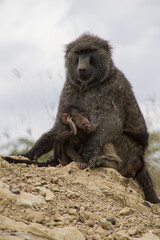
<box><xmin>62</xmin><ymin>113</ymin><xmax>69</xmax><ymax>124</ymax></box>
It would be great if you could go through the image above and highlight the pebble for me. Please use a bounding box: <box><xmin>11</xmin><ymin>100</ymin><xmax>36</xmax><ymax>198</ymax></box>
<box><xmin>107</xmin><ymin>217</ymin><xmax>116</xmax><ymax>225</ymax></box>
<box><xmin>99</xmin><ymin>218</ymin><xmax>114</xmax><ymax>231</ymax></box>
<box><xmin>78</xmin><ymin>213</ymin><xmax>85</xmax><ymax>223</ymax></box>
<box><xmin>9</xmin><ymin>186</ymin><xmax>20</xmax><ymax>195</ymax></box>
<box><xmin>119</xmin><ymin>207</ymin><xmax>135</xmax><ymax>216</ymax></box>
<box><xmin>66</xmin><ymin>190</ymin><xmax>80</xmax><ymax>199</ymax></box>
<box><xmin>68</xmin><ymin>208</ymin><xmax>77</xmax><ymax>215</ymax></box>
<box><xmin>1</xmin><ymin>199</ymin><xmax>10</xmax><ymax>206</ymax></box>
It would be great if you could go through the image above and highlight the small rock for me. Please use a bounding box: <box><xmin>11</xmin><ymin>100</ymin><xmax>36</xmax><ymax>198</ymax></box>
<box><xmin>1</xmin><ymin>199</ymin><xmax>10</xmax><ymax>206</ymax></box>
<box><xmin>79</xmin><ymin>211</ymin><xmax>90</xmax><ymax>220</ymax></box>
<box><xmin>34</xmin><ymin>182</ymin><xmax>42</xmax><ymax>187</ymax></box>
<box><xmin>68</xmin><ymin>169</ymin><xmax>73</xmax><ymax>174</ymax></box>
<box><xmin>89</xmin><ymin>212</ymin><xmax>100</xmax><ymax>220</ymax></box>
<box><xmin>108</xmin><ymin>233</ymin><xmax>130</xmax><ymax>240</ymax></box>
<box><xmin>62</xmin><ymin>216</ymin><xmax>75</xmax><ymax>225</ymax></box>
<box><xmin>128</xmin><ymin>228</ymin><xmax>138</xmax><ymax>236</ymax></box>
<box><xmin>34</xmin><ymin>187</ymin><xmax>55</xmax><ymax>202</ymax></box>
<box><xmin>45</xmin><ymin>190</ymin><xmax>55</xmax><ymax>202</ymax></box>
<box><xmin>24</xmin><ymin>209</ymin><xmax>44</xmax><ymax>223</ymax></box>
<box><xmin>51</xmin><ymin>177</ymin><xmax>59</xmax><ymax>184</ymax></box>
<box><xmin>95</xmin><ymin>226</ymin><xmax>110</xmax><ymax>235</ymax></box>
<box><xmin>119</xmin><ymin>207</ymin><xmax>134</xmax><ymax>216</ymax></box>
<box><xmin>68</xmin><ymin>208</ymin><xmax>77</xmax><ymax>215</ymax></box>
<box><xmin>53</xmin><ymin>226</ymin><xmax>85</xmax><ymax>240</ymax></box>
<box><xmin>9</xmin><ymin>186</ymin><xmax>20</xmax><ymax>195</ymax></box>
<box><xmin>86</xmin><ymin>219</ymin><xmax>95</xmax><ymax>227</ymax></box>
<box><xmin>16</xmin><ymin>191</ymin><xmax>45</xmax><ymax>208</ymax></box>
<box><xmin>107</xmin><ymin>217</ymin><xmax>116</xmax><ymax>225</ymax></box>
<box><xmin>143</xmin><ymin>201</ymin><xmax>152</xmax><ymax>209</ymax></box>
<box><xmin>23</xmin><ymin>185</ymin><xmax>32</xmax><ymax>193</ymax></box>
<box><xmin>0</xmin><ymin>185</ymin><xmax>17</xmax><ymax>203</ymax></box>
<box><xmin>52</xmin><ymin>186</ymin><xmax>61</xmax><ymax>192</ymax></box>
<box><xmin>152</xmin><ymin>229</ymin><xmax>160</xmax><ymax>237</ymax></box>
<box><xmin>78</xmin><ymin>213</ymin><xmax>85</xmax><ymax>223</ymax></box>
<box><xmin>54</xmin><ymin>216</ymin><xmax>62</xmax><ymax>222</ymax></box>
<box><xmin>99</xmin><ymin>218</ymin><xmax>114</xmax><ymax>231</ymax></box>
<box><xmin>107</xmin><ymin>235</ymin><xmax>114</xmax><ymax>240</ymax></box>
<box><xmin>57</xmin><ymin>179</ymin><xmax>63</xmax><ymax>186</ymax></box>
<box><xmin>135</xmin><ymin>232</ymin><xmax>160</xmax><ymax>240</ymax></box>
<box><xmin>66</xmin><ymin>190</ymin><xmax>80</xmax><ymax>199</ymax></box>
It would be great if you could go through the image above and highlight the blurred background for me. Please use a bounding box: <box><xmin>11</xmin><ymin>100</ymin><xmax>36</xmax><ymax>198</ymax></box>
<box><xmin>0</xmin><ymin>0</ymin><xmax>160</xmax><ymax>181</ymax></box>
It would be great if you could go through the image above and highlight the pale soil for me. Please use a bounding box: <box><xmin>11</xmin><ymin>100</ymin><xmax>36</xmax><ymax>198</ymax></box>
<box><xmin>0</xmin><ymin>156</ymin><xmax>160</xmax><ymax>240</ymax></box>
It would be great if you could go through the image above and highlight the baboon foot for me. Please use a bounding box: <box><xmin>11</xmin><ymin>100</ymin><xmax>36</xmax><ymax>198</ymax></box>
<box><xmin>88</xmin><ymin>157</ymin><xmax>105</xmax><ymax>168</ymax></box>
<box><xmin>46</xmin><ymin>156</ymin><xmax>59</xmax><ymax>166</ymax></box>
<box><xmin>77</xmin><ymin>162</ymin><xmax>88</xmax><ymax>170</ymax></box>
<box><xmin>88</xmin><ymin>156</ymin><xmax>119</xmax><ymax>169</ymax></box>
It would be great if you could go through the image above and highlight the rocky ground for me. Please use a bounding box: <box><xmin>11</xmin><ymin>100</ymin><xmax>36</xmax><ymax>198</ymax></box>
<box><xmin>0</xmin><ymin>156</ymin><xmax>160</xmax><ymax>240</ymax></box>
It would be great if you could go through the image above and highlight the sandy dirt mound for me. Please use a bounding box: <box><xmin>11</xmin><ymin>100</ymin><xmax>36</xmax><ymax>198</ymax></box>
<box><xmin>0</xmin><ymin>156</ymin><xmax>160</xmax><ymax>240</ymax></box>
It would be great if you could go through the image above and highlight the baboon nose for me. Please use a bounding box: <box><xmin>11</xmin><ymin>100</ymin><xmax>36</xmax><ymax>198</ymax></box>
<box><xmin>78</xmin><ymin>68</ymin><xmax>91</xmax><ymax>81</ymax></box>
<box><xmin>79</xmin><ymin>68</ymin><xmax>86</xmax><ymax>72</ymax></box>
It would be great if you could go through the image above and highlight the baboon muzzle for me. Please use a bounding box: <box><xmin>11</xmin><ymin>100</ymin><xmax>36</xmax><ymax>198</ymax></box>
<box><xmin>78</xmin><ymin>55</ymin><xmax>92</xmax><ymax>81</ymax></box>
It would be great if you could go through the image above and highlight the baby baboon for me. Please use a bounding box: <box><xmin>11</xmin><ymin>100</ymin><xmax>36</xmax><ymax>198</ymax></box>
<box><xmin>47</xmin><ymin>104</ymin><xmax>93</xmax><ymax>169</ymax></box>
<box><xmin>19</xmin><ymin>33</ymin><xmax>159</xmax><ymax>203</ymax></box>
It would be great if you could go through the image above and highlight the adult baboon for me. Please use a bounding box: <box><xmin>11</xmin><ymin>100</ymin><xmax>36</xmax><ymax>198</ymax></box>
<box><xmin>20</xmin><ymin>33</ymin><xmax>159</xmax><ymax>203</ymax></box>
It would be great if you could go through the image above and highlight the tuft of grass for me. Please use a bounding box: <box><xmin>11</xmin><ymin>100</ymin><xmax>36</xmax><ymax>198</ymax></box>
<box><xmin>146</xmin><ymin>131</ymin><xmax>160</xmax><ymax>192</ymax></box>
<box><xmin>0</xmin><ymin>137</ymin><xmax>34</xmax><ymax>155</ymax></box>
<box><xmin>0</xmin><ymin>135</ymin><xmax>53</xmax><ymax>162</ymax></box>
<box><xmin>146</xmin><ymin>131</ymin><xmax>160</xmax><ymax>166</ymax></box>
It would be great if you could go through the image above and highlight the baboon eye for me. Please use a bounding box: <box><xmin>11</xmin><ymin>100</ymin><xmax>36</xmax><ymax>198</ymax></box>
<box><xmin>76</xmin><ymin>51</ymin><xmax>82</xmax><ymax>54</ymax></box>
<box><xmin>82</xmin><ymin>113</ymin><xmax>88</xmax><ymax>117</ymax></box>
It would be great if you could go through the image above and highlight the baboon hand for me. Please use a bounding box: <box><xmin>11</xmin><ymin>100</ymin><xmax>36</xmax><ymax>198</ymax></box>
<box><xmin>85</xmin><ymin>123</ymin><xmax>93</xmax><ymax>134</ymax></box>
<box><xmin>66</xmin><ymin>116</ymin><xmax>77</xmax><ymax>135</ymax></box>
<box><xmin>88</xmin><ymin>157</ymin><xmax>104</xmax><ymax>168</ymax></box>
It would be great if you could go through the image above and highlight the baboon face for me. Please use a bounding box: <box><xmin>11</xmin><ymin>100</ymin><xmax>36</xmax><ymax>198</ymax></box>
<box><xmin>76</xmin><ymin>50</ymin><xmax>93</xmax><ymax>81</ymax></box>
<box><xmin>65</xmin><ymin>34</ymin><xmax>112</xmax><ymax>89</ymax></box>
<box><xmin>69</xmin><ymin>108</ymin><xmax>91</xmax><ymax>133</ymax></box>
<box><xmin>63</xmin><ymin>105</ymin><xmax>93</xmax><ymax>134</ymax></box>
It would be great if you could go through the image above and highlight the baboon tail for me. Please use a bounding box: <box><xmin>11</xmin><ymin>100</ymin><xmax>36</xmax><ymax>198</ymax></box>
<box><xmin>2</xmin><ymin>156</ymin><xmax>56</xmax><ymax>167</ymax></box>
<box><xmin>135</xmin><ymin>163</ymin><xmax>160</xmax><ymax>204</ymax></box>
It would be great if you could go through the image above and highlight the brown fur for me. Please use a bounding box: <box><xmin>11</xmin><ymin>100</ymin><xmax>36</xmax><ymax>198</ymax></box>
<box><xmin>19</xmin><ymin>33</ymin><xmax>159</xmax><ymax>203</ymax></box>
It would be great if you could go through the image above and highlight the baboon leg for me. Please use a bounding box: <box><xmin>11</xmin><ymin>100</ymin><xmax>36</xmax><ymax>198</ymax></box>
<box><xmin>88</xmin><ymin>155</ymin><xmax>120</xmax><ymax>169</ymax></box>
<box><xmin>135</xmin><ymin>164</ymin><xmax>160</xmax><ymax>204</ymax></box>
<box><xmin>88</xmin><ymin>143</ymin><xmax>122</xmax><ymax>169</ymax></box>
<box><xmin>55</xmin><ymin>142</ymin><xmax>72</xmax><ymax>166</ymax></box>
<box><xmin>46</xmin><ymin>156</ymin><xmax>59</xmax><ymax>166</ymax></box>
<box><xmin>103</xmin><ymin>143</ymin><xmax>122</xmax><ymax>164</ymax></box>
<box><xmin>65</xmin><ymin>144</ymin><xmax>88</xmax><ymax>169</ymax></box>
<box><xmin>22</xmin><ymin>129</ymin><xmax>56</xmax><ymax>160</ymax></box>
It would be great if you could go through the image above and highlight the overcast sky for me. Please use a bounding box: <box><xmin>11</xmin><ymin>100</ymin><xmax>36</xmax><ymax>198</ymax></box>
<box><xmin>0</xmin><ymin>0</ymin><xmax>160</xmax><ymax>150</ymax></box>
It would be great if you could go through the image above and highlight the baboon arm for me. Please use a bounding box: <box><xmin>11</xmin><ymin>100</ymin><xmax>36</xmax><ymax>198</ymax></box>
<box><xmin>65</xmin><ymin>144</ymin><xmax>84</xmax><ymax>163</ymax></box>
<box><xmin>123</xmin><ymin>88</ymin><xmax>149</xmax><ymax>148</ymax></box>
<box><xmin>82</xmin><ymin>114</ymin><xmax>123</xmax><ymax>162</ymax></box>
<box><xmin>23</xmin><ymin>128</ymin><xmax>56</xmax><ymax>160</ymax></box>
